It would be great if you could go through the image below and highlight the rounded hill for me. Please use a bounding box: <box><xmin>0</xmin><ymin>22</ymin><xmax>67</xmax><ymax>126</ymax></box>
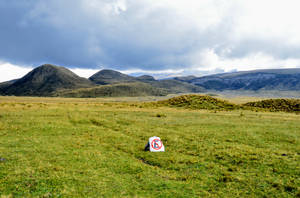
<box><xmin>2</xmin><ymin>64</ymin><xmax>93</xmax><ymax>96</ymax></box>
<box><xmin>158</xmin><ymin>94</ymin><xmax>238</xmax><ymax>110</ymax></box>
<box><xmin>89</xmin><ymin>69</ymin><xmax>136</xmax><ymax>85</ymax></box>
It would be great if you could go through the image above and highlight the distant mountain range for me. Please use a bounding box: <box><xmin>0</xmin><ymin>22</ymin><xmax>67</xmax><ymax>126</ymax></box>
<box><xmin>0</xmin><ymin>64</ymin><xmax>203</xmax><ymax>97</ymax></box>
<box><xmin>0</xmin><ymin>64</ymin><xmax>299</xmax><ymax>97</ymax></box>
<box><xmin>175</xmin><ymin>68</ymin><xmax>300</xmax><ymax>91</ymax></box>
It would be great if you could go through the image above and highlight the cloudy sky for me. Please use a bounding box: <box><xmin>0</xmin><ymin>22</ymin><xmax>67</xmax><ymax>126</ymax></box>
<box><xmin>1</xmin><ymin>0</ymin><xmax>300</xmax><ymax>82</ymax></box>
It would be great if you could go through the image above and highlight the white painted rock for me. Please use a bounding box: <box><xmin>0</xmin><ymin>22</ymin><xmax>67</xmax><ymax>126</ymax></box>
<box><xmin>145</xmin><ymin>136</ymin><xmax>165</xmax><ymax>152</ymax></box>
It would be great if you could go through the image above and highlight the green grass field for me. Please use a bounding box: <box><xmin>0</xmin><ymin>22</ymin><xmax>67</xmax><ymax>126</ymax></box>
<box><xmin>0</xmin><ymin>96</ymin><xmax>299</xmax><ymax>197</ymax></box>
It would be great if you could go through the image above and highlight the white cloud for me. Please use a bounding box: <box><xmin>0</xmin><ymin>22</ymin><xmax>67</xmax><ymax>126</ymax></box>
<box><xmin>145</xmin><ymin>0</ymin><xmax>230</xmax><ymax>30</ymax></box>
<box><xmin>232</xmin><ymin>0</ymin><xmax>300</xmax><ymax>45</ymax></box>
<box><xmin>70</xmin><ymin>68</ymin><xmax>100</xmax><ymax>78</ymax></box>
<box><xmin>120</xmin><ymin>68</ymin><xmax>185</xmax><ymax>79</ymax></box>
<box><xmin>0</xmin><ymin>62</ymin><xmax>32</xmax><ymax>83</ymax></box>
<box><xmin>190</xmin><ymin>49</ymin><xmax>300</xmax><ymax>72</ymax></box>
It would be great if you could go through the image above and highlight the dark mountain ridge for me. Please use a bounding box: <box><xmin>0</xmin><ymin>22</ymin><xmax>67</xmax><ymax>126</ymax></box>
<box><xmin>177</xmin><ymin>68</ymin><xmax>300</xmax><ymax>91</ymax></box>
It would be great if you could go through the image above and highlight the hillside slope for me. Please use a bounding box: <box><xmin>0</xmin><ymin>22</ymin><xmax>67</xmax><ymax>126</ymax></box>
<box><xmin>55</xmin><ymin>82</ymin><xmax>168</xmax><ymax>97</ymax></box>
<box><xmin>0</xmin><ymin>79</ymin><xmax>17</xmax><ymax>92</ymax></box>
<box><xmin>149</xmin><ymin>79</ymin><xmax>204</xmax><ymax>93</ymax></box>
<box><xmin>1</xmin><ymin>64</ymin><xmax>94</xmax><ymax>96</ymax></box>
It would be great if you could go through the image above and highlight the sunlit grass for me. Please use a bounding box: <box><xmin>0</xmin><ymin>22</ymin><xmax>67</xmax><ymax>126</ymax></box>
<box><xmin>0</xmin><ymin>96</ymin><xmax>299</xmax><ymax>197</ymax></box>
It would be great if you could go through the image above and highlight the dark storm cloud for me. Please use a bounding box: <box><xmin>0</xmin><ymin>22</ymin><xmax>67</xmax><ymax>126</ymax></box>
<box><xmin>0</xmin><ymin>0</ymin><xmax>104</xmax><ymax>67</ymax></box>
<box><xmin>0</xmin><ymin>0</ymin><xmax>300</xmax><ymax>71</ymax></box>
<box><xmin>0</xmin><ymin>0</ymin><xmax>203</xmax><ymax>69</ymax></box>
<box><xmin>0</xmin><ymin>0</ymin><xmax>236</xmax><ymax>70</ymax></box>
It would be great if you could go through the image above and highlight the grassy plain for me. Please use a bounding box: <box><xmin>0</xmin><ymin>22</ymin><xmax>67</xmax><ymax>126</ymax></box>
<box><xmin>0</xmin><ymin>96</ymin><xmax>299</xmax><ymax>197</ymax></box>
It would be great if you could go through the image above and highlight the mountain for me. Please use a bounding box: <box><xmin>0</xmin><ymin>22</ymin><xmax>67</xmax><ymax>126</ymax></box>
<box><xmin>89</xmin><ymin>69</ymin><xmax>203</xmax><ymax>94</ymax></box>
<box><xmin>177</xmin><ymin>68</ymin><xmax>300</xmax><ymax>91</ymax></box>
<box><xmin>135</xmin><ymin>75</ymin><xmax>156</xmax><ymax>82</ymax></box>
<box><xmin>0</xmin><ymin>64</ymin><xmax>94</xmax><ymax>96</ymax></box>
<box><xmin>3</xmin><ymin>66</ymin><xmax>300</xmax><ymax>97</ymax></box>
<box><xmin>55</xmin><ymin>82</ymin><xmax>168</xmax><ymax>97</ymax></box>
<box><xmin>89</xmin><ymin>69</ymin><xmax>136</xmax><ymax>85</ymax></box>
<box><xmin>0</xmin><ymin>66</ymin><xmax>204</xmax><ymax>97</ymax></box>
<box><xmin>8</xmin><ymin>65</ymin><xmax>300</xmax><ymax>97</ymax></box>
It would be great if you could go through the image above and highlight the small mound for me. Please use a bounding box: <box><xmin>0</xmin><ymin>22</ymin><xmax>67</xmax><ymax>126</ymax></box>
<box><xmin>158</xmin><ymin>94</ymin><xmax>238</xmax><ymax>110</ymax></box>
<box><xmin>243</xmin><ymin>99</ymin><xmax>300</xmax><ymax>112</ymax></box>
